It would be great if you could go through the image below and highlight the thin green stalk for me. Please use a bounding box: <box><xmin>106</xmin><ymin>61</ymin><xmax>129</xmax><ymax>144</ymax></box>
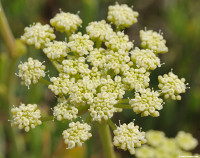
<box><xmin>0</xmin><ymin>1</ymin><xmax>17</xmax><ymax>58</ymax></box>
<box><xmin>96</xmin><ymin>40</ymin><xmax>102</xmax><ymax>48</ymax></box>
<box><xmin>118</xmin><ymin>99</ymin><xmax>129</xmax><ymax>104</ymax></box>
<box><xmin>41</xmin><ymin>116</ymin><xmax>54</xmax><ymax>122</ymax></box>
<box><xmin>114</xmin><ymin>103</ymin><xmax>132</xmax><ymax>109</ymax></box>
<box><xmin>51</xmin><ymin>60</ymin><xmax>62</xmax><ymax>72</ymax></box>
<box><xmin>98</xmin><ymin>122</ymin><xmax>115</xmax><ymax>158</ymax></box>
<box><xmin>85</xmin><ymin>114</ymin><xmax>92</xmax><ymax>123</ymax></box>
<box><xmin>107</xmin><ymin>119</ymin><xmax>117</xmax><ymax>131</ymax></box>
<box><xmin>39</xmin><ymin>78</ymin><xmax>51</xmax><ymax>86</ymax></box>
<box><xmin>78</xmin><ymin>104</ymin><xmax>90</xmax><ymax>116</ymax></box>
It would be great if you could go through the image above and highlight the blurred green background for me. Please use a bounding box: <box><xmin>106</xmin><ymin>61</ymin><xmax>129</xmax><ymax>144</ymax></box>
<box><xmin>0</xmin><ymin>0</ymin><xmax>200</xmax><ymax>157</ymax></box>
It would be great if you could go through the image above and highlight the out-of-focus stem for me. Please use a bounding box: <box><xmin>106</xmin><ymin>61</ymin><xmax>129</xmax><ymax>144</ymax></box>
<box><xmin>0</xmin><ymin>1</ymin><xmax>17</xmax><ymax>58</ymax></box>
<box><xmin>41</xmin><ymin>116</ymin><xmax>54</xmax><ymax>122</ymax></box>
<box><xmin>39</xmin><ymin>78</ymin><xmax>51</xmax><ymax>86</ymax></box>
<box><xmin>114</xmin><ymin>103</ymin><xmax>132</xmax><ymax>109</ymax></box>
<box><xmin>98</xmin><ymin>122</ymin><xmax>115</xmax><ymax>158</ymax></box>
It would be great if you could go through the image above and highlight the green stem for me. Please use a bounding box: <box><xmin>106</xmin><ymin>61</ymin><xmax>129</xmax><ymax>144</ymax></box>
<box><xmin>41</xmin><ymin>116</ymin><xmax>54</xmax><ymax>122</ymax></box>
<box><xmin>78</xmin><ymin>104</ymin><xmax>90</xmax><ymax>116</ymax></box>
<box><xmin>85</xmin><ymin>114</ymin><xmax>91</xmax><ymax>123</ymax></box>
<box><xmin>118</xmin><ymin>99</ymin><xmax>129</xmax><ymax>104</ymax></box>
<box><xmin>0</xmin><ymin>1</ymin><xmax>17</xmax><ymax>58</ymax></box>
<box><xmin>98</xmin><ymin>122</ymin><xmax>115</xmax><ymax>158</ymax></box>
<box><xmin>114</xmin><ymin>103</ymin><xmax>132</xmax><ymax>109</ymax></box>
<box><xmin>107</xmin><ymin>119</ymin><xmax>117</xmax><ymax>131</ymax></box>
<box><xmin>39</xmin><ymin>78</ymin><xmax>51</xmax><ymax>86</ymax></box>
<box><xmin>96</xmin><ymin>40</ymin><xmax>102</xmax><ymax>48</ymax></box>
<box><xmin>51</xmin><ymin>60</ymin><xmax>62</xmax><ymax>72</ymax></box>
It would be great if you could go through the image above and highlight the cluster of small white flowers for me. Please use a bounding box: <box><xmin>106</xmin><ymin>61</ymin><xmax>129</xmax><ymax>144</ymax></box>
<box><xmin>89</xmin><ymin>92</ymin><xmax>120</xmax><ymax>122</ymax></box>
<box><xmin>140</xmin><ymin>30</ymin><xmax>168</xmax><ymax>54</ymax></box>
<box><xmin>21</xmin><ymin>22</ymin><xmax>56</xmax><ymax>49</ymax></box>
<box><xmin>16</xmin><ymin>57</ymin><xmax>46</xmax><ymax>87</ymax></box>
<box><xmin>50</xmin><ymin>11</ymin><xmax>82</xmax><ymax>35</ymax></box>
<box><xmin>105</xmin><ymin>50</ymin><xmax>131</xmax><ymax>74</ymax></box>
<box><xmin>68</xmin><ymin>32</ymin><xmax>94</xmax><ymax>56</ymax></box>
<box><xmin>131</xmin><ymin>48</ymin><xmax>161</xmax><ymax>70</ymax></box>
<box><xmin>43</xmin><ymin>41</ymin><xmax>69</xmax><ymax>60</ymax></box>
<box><xmin>130</xmin><ymin>88</ymin><xmax>163</xmax><ymax>117</ymax></box>
<box><xmin>158</xmin><ymin>72</ymin><xmax>186</xmax><ymax>100</ymax></box>
<box><xmin>122</xmin><ymin>68</ymin><xmax>150</xmax><ymax>92</ymax></box>
<box><xmin>48</xmin><ymin>73</ymin><xmax>75</xmax><ymax>96</ymax></box>
<box><xmin>11</xmin><ymin>103</ymin><xmax>42</xmax><ymax>132</ymax></box>
<box><xmin>62</xmin><ymin>57</ymin><xmax>91</xmax><ymax>77</ymax></box>
<box><xmin>175</xmin><ymin>131</ymin><xmax>198</xmax><ymax>151</ymax></box>
<box><xmin>68</xmin><ymin>76</ymin><xmax>99</xmax><ymax>106</ymax></box>
<box><xmin>145</xmin><ymin>130</ymin><xmax>166</xmax><ymax>147</ymax></box>
<box><xmin>105</xmin><ymin>31</ymin><xmax>133</xmax><ymax>51</ymax></box>
<box><xmin>107</xmin><ymin>3</ymin><xmax>139</xmax><ymax>29</ymax></box>
<box><xmin>62</xmin><ymin>121</ymin><xmax>92</xmax><ymax>149</ymax></box>
<box><xmin>135</xmin><ymin>130</ymin><xmax>199</xmax><ymax>158</ymax></box>
<box><xmin>113</xmin><ymin>122</ymin><xmax>146</xmax><ymax>155</ymax></box>
<box><xmin>86</xmin><ymin>48</ymin><xmax>107</xmax><ymax>68</ymax></box>
<box><xmin>86</xmin><ymin>20</ymin><xmax>113</xmax><ymax>41</ymax></box>
<box><xmin>53</xmin><ymin>97</ymin><xmax>78</xmax><ymax>121</ymax></box>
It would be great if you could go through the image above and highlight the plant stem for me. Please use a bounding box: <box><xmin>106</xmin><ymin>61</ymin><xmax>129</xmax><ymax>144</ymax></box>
<box><xmin>0</xmin><ymin>1</ymin><xmax>17</xmax><ymax>58</ymax></box>
<box><xmin>85</xmin><ymin>114</ymin><xmax>91</xmax><ymax>123</ymax></box>
<box><xmin>41</xmin><ymin>116</ymin><xmax>54</xmax><ymax>122</ymax></box>
<box><xmin>98</xmin><ymin>122</ymin><xmax>115</xmax><ymax>158</ymax></box>
<box><xmin>114</xmin><ymin>103</ymin><xmax>132</xmax><ymax>109</ymax></box>
<box><xmin>118</xmin><ymin>99</ymin><xmax>129</xmax><ymax>104</ymax></box>
<box><xmin>78</xmin><ymin>104</ymin><xmax>90</xmax><ymax>116</ymax></box>
<box><xmin>39</xmin><ymin>78</ymin><xmax>51</xmax><ymax>86</ymax></box>
<box><xmin>107</xmin><ymin>119</ymin><xmax>117</xmax><ymax>130</ymax></box>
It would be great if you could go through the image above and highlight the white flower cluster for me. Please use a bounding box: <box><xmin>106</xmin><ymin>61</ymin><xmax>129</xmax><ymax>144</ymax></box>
<box><xmin>105</xmin><ymin>31</ymin><xmax>133</xmax><ymax>51</ymax></box>
<box><xmin>16</xmin><ymin>57</ymin><xmax>46</xmax><ymax>87</ymax></box>
<box><xmin>113</xmin><ymin>122</ymin><xmax>146</xmax><ymax>154</ymax></box>
<box><xmin>140</xmin><ymin>30</ymin><xmax>168</xmax><ymax>54</ymax></box>
<box><xmin>43</xmin><ymin>41</ymin><xmax>69</xmax><ymax>60</ymax></box>
<box><xmin>50</xmin><ymin>11</ymin><xmax>82</xmax><ymax>35</ymax></box>
<box><xmin>11</xmin><ymin>103</ymin><xmax>42</xmax><ymax>132</ymax></box>
<box><xmin>135</xmin><ymin>130</ymin><xmax>199</xmax><ymax>158</ymax></box>
<box><xmin>48</xmin><ymin>73</ymin><xmax>75</xmax><ymax>96</ymax></box>
<box><xmin>86</xmin><ymin>48</ymin><xmax>107</xmax><ymax>68</ymax></box>
<box><xmin>62</xmin><ymin>121</ymin><xmax>92</xmax><ymax>149</ymax></box>
<box><xmin>21</xmin><ymin>22</ymin><xmax>56</xmax><ymax>49</ymax></box>
<box><xmin>122</xmin><ymin>68</ymin><xmax>150</xmax><ymax>92</ymax></box>
<box><xmin>175</xmin><ymin>131</ymin><xmax>198</xmax><ymax>151</ymax></box>
<box><xmin>62</xmin><ymin>57</ymin><xmax>90</xmax><ymax>76</ymax></box>
<box><xmin>86</xmin><ymin>20</ymin><xmax>113</xmax><ymax>42</ymax></box>
<box><xmin>130</xmin><ymin>88</ymin><xmax>163</xmax><ymax>117</ymax></box>
<box><xmin>131</xmin><ymin>48</ymin><xmax>161</xmax><ymax>70</ymax></box>
<box><xmin>53</xmin><ymin>97</ymin><xmax>78</xmax><ymax>121</ymax></box>
<box><xmin>68</xmin><ymin>32</ymin><xmax>94</xmax><ymax>56</ymax></box>
<box><xmin>107</xmin><ymin>3</ymin><xmax>139</xmax><ymax>29</ymax></box>
<box><xmin>104</xmin><ymin>50</ymin><xmax>131</xmax><ymax>74</ymax></box>
<box><xmin>158</xmin><ymin>72</ymin><xmax>186</xmax><ymax>100</ymax></box>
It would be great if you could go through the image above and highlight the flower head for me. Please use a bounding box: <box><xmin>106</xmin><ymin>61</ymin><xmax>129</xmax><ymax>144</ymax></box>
<box><xmin>145</xmin><ymin>130</ymin><xmax>166</xmax><ymax>147</ymax></box>
<box><xmin>16</xmin><ymin>58</ymin><xmax>46</xmax><ymax>87</ymax></box>
<box><xmin>131</xmin><ymin>48</ymin><xmax>161</xmax><ymax>70</ymax></box>
<box><xmin>158</xmin><ymin>72</ymin><xmax>187</xmax><ymax>100</ymax></box>
<box><xmin>140</xmin><ymin>30</ymin><xmax>168</xmax><ymax>54</ymax></box>
<box><xmin>68</xmin><ymin>32</ymin><xmax>94</xmax><ymax>56</ymax></box>
<box><xmin>175</xmin><ymin>131</ymin><xmax>198</xmax><ymax>151</ymax></box>
<box><xmin>21</xmin><ymin>22</ymin><xmax>56</xmax><ymax>49</ymax></box>
<box><xmin>43</xmin><ymin>41</ymin><xmax>70</xmax><ymax>60</ymax></box>
<box><xmin>11</xmin><ymin>103</ymin><xmax>42</xmax><ymax>132</ymax></box>
<box><xmin>113</xmin><ymin>122</ymin><xmax>146</xmax><ymax>154</ymax></box>
<box><xmin>107</xmin><ymin>3</ymin><xmax>139</xmax><ymax>29</ymax></box>
<box><xmin>130</xmin><ymin>88</ymin><xmax>163</xmax><ymax>117</ymax></box>
<box><xmin>53</xmin><ymin>97</ymin><xmax>78</xmax><ymax>121</ymax></box>
<box><xmin>105</xmin><ymin>31</ymin><xmax>133</xmax><ymax>52</ymax></box>
<box><xmin>62</xmin><ymin>121</ymin><xmax>92</xmax><ymax>149</ymax></box>
<box><xmin>50</xmin><ymin>11</ymin><xmax>82</xmax><ymax>35</ymax></box>
<box><xmin>86</xmin><ymin>20</ymin><xmax>113</xmax><ymax>42</ymax></box>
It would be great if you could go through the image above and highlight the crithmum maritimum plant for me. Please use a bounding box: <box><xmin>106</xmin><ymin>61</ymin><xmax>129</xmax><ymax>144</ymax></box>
<box><xmin>10</xmin><ymin>2</ymin><xmax>192</xmax><ymax>157</ymax></box>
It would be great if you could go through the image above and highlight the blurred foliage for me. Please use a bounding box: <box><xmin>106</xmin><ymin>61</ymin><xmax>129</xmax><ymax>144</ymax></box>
<box><xmin>0</xmin><ymin>0</ymin><xmax>200</xmax><ymax>157</ymax></box>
